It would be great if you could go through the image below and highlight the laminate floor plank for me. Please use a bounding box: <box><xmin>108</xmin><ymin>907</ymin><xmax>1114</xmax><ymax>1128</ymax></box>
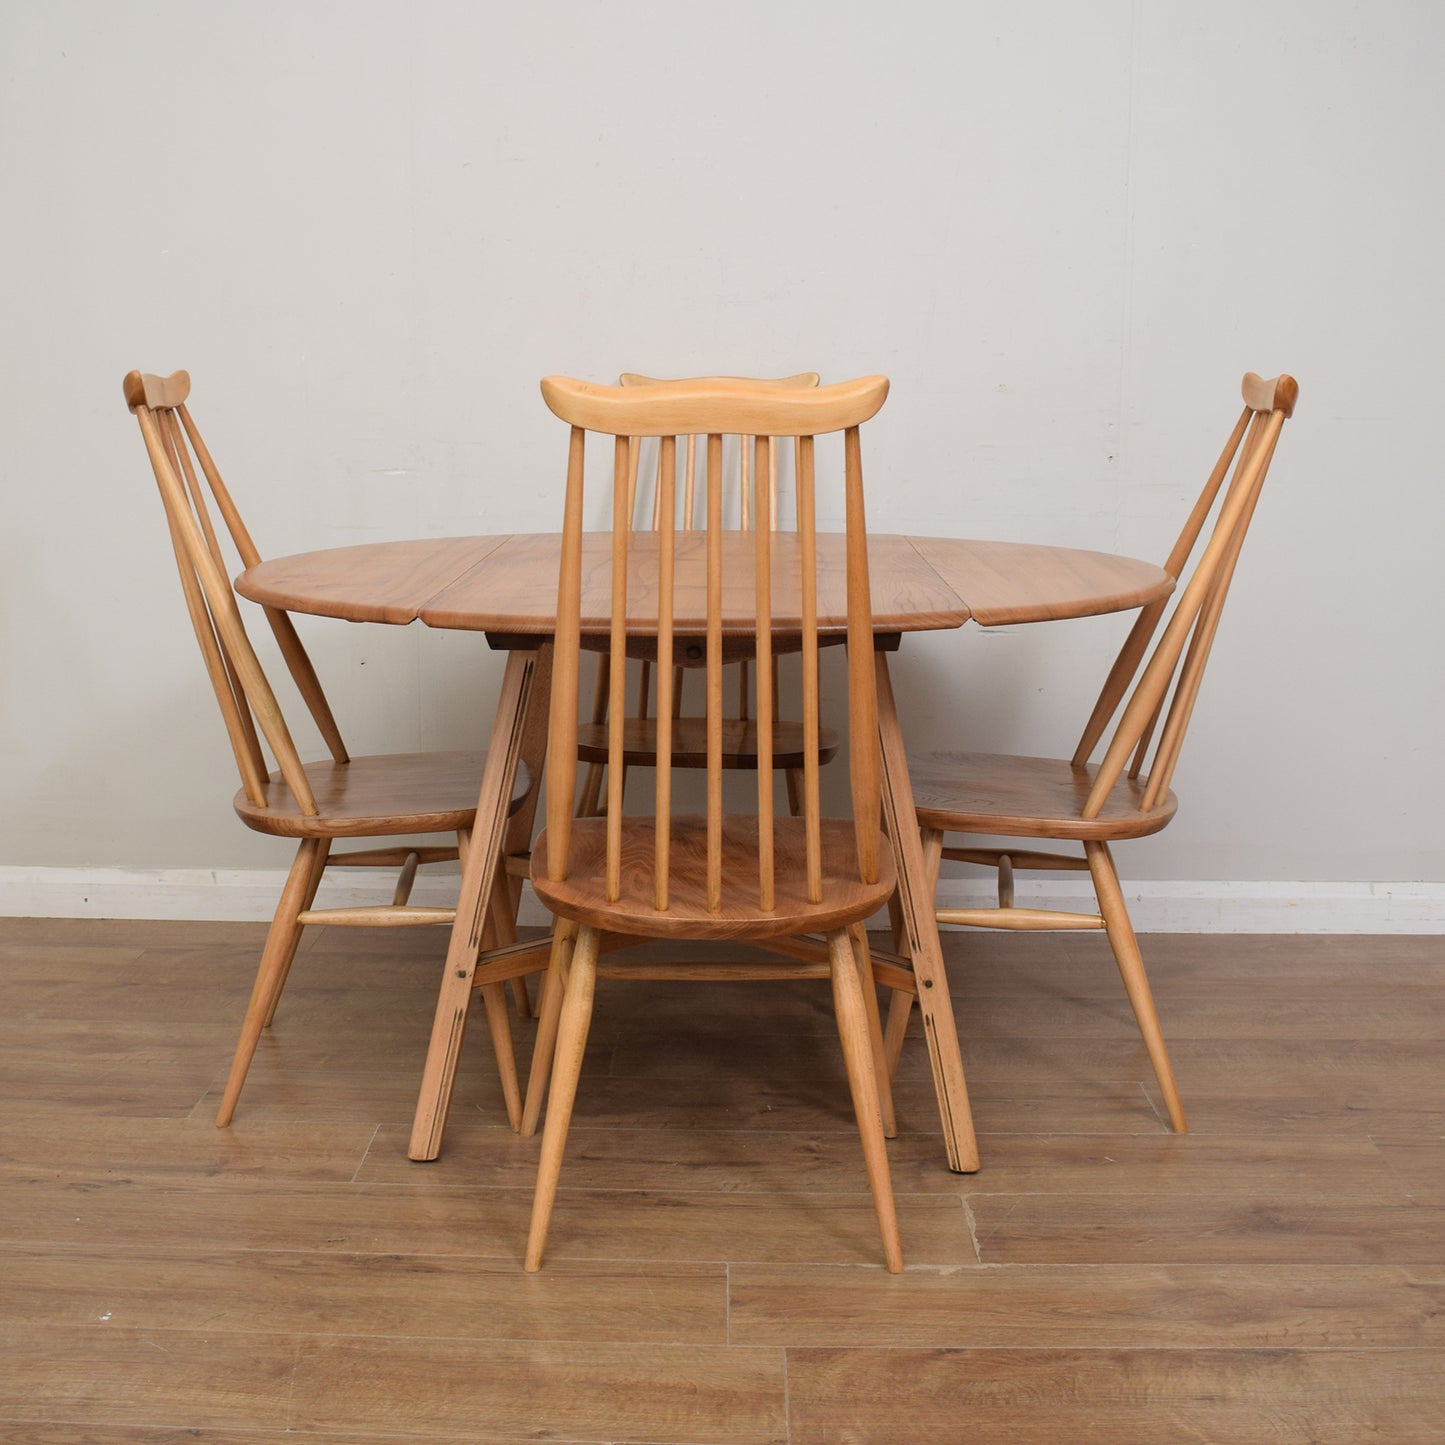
<box><xmin>1135</xmin><ymin>1079</ymin><xmax>1445</xmax><ymax>1135</ymax></box>
<box><xmin>730</xmin><ymin>1261</ymin><xmax>1445</xmax><ymax>1348</ymax></box>
<box><xmin>1373</xmin><ymin>1135</ymin><xmax>1445</xmax><ymax>1204</ymax></box>
<box><xmin>286</xmin><ymin>1335</ymin><xmax>787</xmax><ymax>1443</ymax></box>
<box><xmin>0</xmin><ymin>1243</ymin><xmax>728</xmax><ymax>1344</ymax></box>
<box><xmin>0</xmin><ymin>1114</ymin><xmax>379</xmax><ymax>1183</ymax></box>
<box><xmin>907</xmin><ymin>1131</ymin><xmax>1400</xmax><ymax>1200</ymax></box>
<box><xmin>0</xmin><ymin>939</ymin><xmax>148</xmax><ymax>976</ymax></box>
<box><xmin>0</xmin><ymin>1175</ymin><xmax>530</xmax><ymax>1256</ymax></box>
<box><xmin>893</xmin><ymin>1032</ymin><xmax>1445</xmax><ymax>1098</ymax></box>
<box><xmin>786</xmin><ymin>1346</ymin><xmax>1445</xmax><ymax>1444</ymax></box>
<box><xmin>0</xmin><ymin>1050</ymin><xmax>219</xmax><ymax>1116</ymax></box>
<box><xmin>0</xmin><ymin>918</ymin><xmax>273</xmax><ymax>947</ymax></box>
<box><xmin>0</xmin><ymin>1326</ymin><xmax>296</xmax><ymax>1433</ymax></box>
<box><xmin>967</xmin><ymin>1191</ymin><xmax>1445</xmax><ymax>1264</ymax></box>
<box><xmin>0</xmin><ymin>1427</ymin><xmax>582</xmax><ymax>1444</ymax></box>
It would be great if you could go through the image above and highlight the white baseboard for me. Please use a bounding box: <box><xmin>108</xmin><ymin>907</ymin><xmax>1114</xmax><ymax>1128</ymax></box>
<box><xmin>934</xmin><ymin>876</ymin><xmax>1444</xmax><ymax>934</ymax></box>
<box><xmin>0</xmin><ymin>866</ymin><xmax>1441</xmax><ymax>933</ymax></box>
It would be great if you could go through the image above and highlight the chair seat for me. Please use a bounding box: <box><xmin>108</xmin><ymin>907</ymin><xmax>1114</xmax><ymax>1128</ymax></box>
<box><xmin>531</xmin><ymin>815</ymin><xmax>896</xmax><ymax>939</ymax></box>
<box><xmin>576</xmin><ymin>715</ymin><xmax>840</xmax><ymax>770</ymax></box>
<box><xmin>233</xmin><ymin>750</ymin><xmax>488</xmax><ymax>839</ymax></box>
<box><xmin>908</xmin><ymin>751</ymin><xmax>1178</xmax><ymax>842</ymax></box>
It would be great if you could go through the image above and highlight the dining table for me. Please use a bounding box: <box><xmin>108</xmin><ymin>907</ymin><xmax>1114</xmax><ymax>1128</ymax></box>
<box><xmin>238</xmin><ymin>531</ymin><xmax>1173</xmax><ymax>1170</ymax></box>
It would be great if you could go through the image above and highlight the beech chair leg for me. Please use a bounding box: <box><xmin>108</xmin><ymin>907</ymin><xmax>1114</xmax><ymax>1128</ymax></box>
<box><xmin>491</xmin><ymin>857</ymin><xmax>533</xmax><ymax>1024</ymax></box>
<box><xmin>785</xmin><ymin>767</ymin><xmax>803</xmax><ymax>816</ymax></box>
<box><xmin>480</xmin><ymin>980</ymin><xmax>521</xmax><ymax>1132</ymax></box>
<box><xmin>262</xmin><ymin>836</ymin><xmax>332</xmax><ymax>1029</ymax></box>
<box><xmin>525</xmin><ymin>922</ymin><xmax>600</xmax><ymax>1271</ymax></box>
<box><xmin>829</xmin><ymin>930</ymin><xmax>903</xmax><ymax>1273</ymax></box>
<box><xmin>510</xmin><ymin>974</ymin><xmax>532</xmax><ymax>1020</ymax></box>
<box><xmin>848</xmin><ymin>923</ymin><xmax>897</xmax><ymax>1137</ymax></box>
<box><xmin>521</xmin><ymin>918</ymin><xmax>578</xmax><ymax>1137</ymax></box>
<box><xmin>1085</xmin><ymin>840</ymin><xmax>1188</xmax><ymax>1133</ymax></box>
<box><xmin>216</xmin><ymin>836</ymin><xmax>328</xmax><ymax>1127</ymax></box>
<box><xmin>882</xmin><ymin>987</ymin><xmax>912</xmax><ymax>1081</ymax></box>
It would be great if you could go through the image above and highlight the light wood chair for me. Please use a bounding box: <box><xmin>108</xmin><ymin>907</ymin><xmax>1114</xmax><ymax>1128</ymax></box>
<box><xmin>574</xmin><ymin>371</ymin><xmax>838</xmax><ymax>817</ymax></box>
<box><xmin>901</xmin><ymin>372</ymin><xmax>1299</xmax><ymax>1133</ymax></box>
<box><xmin>523</xmin><ymin>373</ymin><xmax>904</xmax><ymax>1272</ymax></box>
<box><xmin>124</xmin><ymin>369</ymin><xmax>528</xmax><ymax>1129</ymax></box>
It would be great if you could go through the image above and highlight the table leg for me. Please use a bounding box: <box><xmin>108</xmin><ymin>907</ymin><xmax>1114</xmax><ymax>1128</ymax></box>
<box><xmin>408</xmin><ymin>645</ymin><xmax>545</xmax><ymax>1161</ymax></box>
<box><xmin>874</xmin><ymin>649</ymin><xmax>979</xmax><ymax>1173</ymax></box>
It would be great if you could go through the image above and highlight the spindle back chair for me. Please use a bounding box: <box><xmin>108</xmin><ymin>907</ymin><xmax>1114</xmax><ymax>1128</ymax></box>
<box><xmin>124</xmin><ymin>370</ymin><xmax>526</xmax><ymax>1129</ymax></box>
<box><xmin>906</xmin><ymin>371</ymin><xmax>1299</xmax><ymax>1133</ymax></box>
<box><xmin>523</xmin><ymin>373</ymin><xmax>904</xmax><ymax>1271</ymax></box>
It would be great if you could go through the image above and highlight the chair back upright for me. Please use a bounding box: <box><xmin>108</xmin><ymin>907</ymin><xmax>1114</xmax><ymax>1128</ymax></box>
<box><xmin>1071</xmin><ymin>372</ymin><xmax>1299</xmax><ymax>818</ymax></box>
<box><xmin>124</xmin><ymin>370</ymin><xmax>346</xmax><ymax>817</ymax></box>
<box><xmin>540</xmin><ymin>374</ymin><xmax>891</xmax><ymax>915</ymax></box>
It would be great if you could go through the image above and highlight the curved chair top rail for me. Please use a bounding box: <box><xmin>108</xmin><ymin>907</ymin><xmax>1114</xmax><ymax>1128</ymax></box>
<box><xmin>541</xmin><ymin>374</ymin><xmax>889</xmax><ymax>438</ymax></box>
<box><xmin>124</xmin><ymin>368</ymin><xmax>192</xmax><ymax>412</ymax></box>
<box><xmin>1241</xmin><ymin>371</ymin><xmax>1298</xmax><ymax>419</ymax></box>
<box><xmin>619</xmin><ymin>371</ymin><xmax>821</xmax><ymax>390</ymax></box>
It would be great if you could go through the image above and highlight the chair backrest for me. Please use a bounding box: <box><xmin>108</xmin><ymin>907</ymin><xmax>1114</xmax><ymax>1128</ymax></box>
<box><xmin>541</xmin><ymin>374</ymin><xmax>891</xmax><ymax>913</ymax></box>
<box><xmin>619</xmin><ymin>371</ymin><xmax>820</xmax><ymax>532</ymax></box>
<box><xmin>617</xmin><ymin>371</ymin><xmax>821</xmax><ymax>725</ymax></box>
<box><xmin>1071</xmin><ymin>371</ymin><xmax>1299</xmax><ymax>817</ymax></box>
<box><xmin>124</xmin><ymin>369</ymin><xmax>347</xmax><ymax>816</ymax></box>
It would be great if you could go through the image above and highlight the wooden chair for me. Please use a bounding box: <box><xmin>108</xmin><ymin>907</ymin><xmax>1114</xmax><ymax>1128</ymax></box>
<box><xmin>575</xmin><ymin>371</ymin><xmax>838</xmax><ymax>817</ymax></box>
<box><xmin>901</xmin><ymin>372</ymin><xmax>1299</xmax><ymax>1133</ymax></box>
<box><xmin>124</xmin><ymin>370</ymin><xmax>527</xmax><ymax>1128</ymax></box>
<box><xmin>523</xmin><ymin>373</ymin><xmax>904</xmax><ymax>1272</ymax></box>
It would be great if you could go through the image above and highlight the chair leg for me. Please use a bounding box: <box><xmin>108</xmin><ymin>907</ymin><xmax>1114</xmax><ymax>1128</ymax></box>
<box><xmin>828</xmin><ymin>930</ymin><xmax>903</xmax><ymax>1273</ymax></box>
<box><xmin>480</xmin><ymin>980</ymin><xmax>522</xmax><ymax>1132</ymax></box>
<box><xmin>785</xmin><ymin>767</ymin><xmax>803</xmax><ymax>816</ymax></box>
<box><xmin>520</xmin><ymin>918</ymin><xmax>577</xmax><ymax>1137</ymax></box>
<box><xmin>261</xmin><ymin>837</ymin><xmax>331</xmax><ymax>1029</ymax></box>
<box><xmin>848</xmin><ymin>923</ymin><xmax>897</xmax><ymax>1137</ymax></box>
<box><xmin>510</xmin><ymin>973</ymin><xmax>533</xmax><ymax>1020</ymax></box>
<box><xmin>496</xmin><ymin>867</ymin><xmax>534</xmax><ymax>1027</ymax></box>
<box><xmin>216</xmin><ymin>837</ymin><xmax>328</xmax><ymax>1127</ymax></box>
<box><xmin>525</xmin><ymin>922</ymin><xmax>599</xmax><ymax>1271</ymax></box>
<box><xmin>882</xmin><ymin>987</ymin><xmax>913</xmax><ymax>1082</ymax></box>
<box><xmin>1085</xmin><ymin>840</ymin><xmax>1188</xmax><ymax>1133</ymax></box>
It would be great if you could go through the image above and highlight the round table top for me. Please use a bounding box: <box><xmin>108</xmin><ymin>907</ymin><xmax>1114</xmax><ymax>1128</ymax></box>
<box><xmin>238</xmin><ymin>532</ymin><xmax>1172</xmax><ymax>637</ymax></box>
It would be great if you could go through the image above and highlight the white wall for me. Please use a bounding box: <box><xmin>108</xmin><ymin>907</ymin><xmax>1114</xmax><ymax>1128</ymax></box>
<box><xmin>2</xmin><ymin>1</ymin><xmax>1441</xmax><ymax>894</ymax></box>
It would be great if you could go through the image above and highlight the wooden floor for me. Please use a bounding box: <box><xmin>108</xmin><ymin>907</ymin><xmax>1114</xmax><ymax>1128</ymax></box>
<box><xmin>1</xmin><ymin>916</ymin><xmax>1442</xmax><ymax>1442</ymax></box>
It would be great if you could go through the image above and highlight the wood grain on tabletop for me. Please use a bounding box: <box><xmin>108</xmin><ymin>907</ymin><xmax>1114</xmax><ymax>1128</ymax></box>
<box><xmin>911</xmin><ymin>534</ymin><xmax>1173</xmax><ymax>625</ymax></box>
<box><xmin>417</xmin><ymin>530</ymin><xmax>973</xmax><ymax>636</ymax></box>
<box><xmin>233</xmin><ymin>534</ymin><xmax>510</xmax><ymax>624</ymax></box>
